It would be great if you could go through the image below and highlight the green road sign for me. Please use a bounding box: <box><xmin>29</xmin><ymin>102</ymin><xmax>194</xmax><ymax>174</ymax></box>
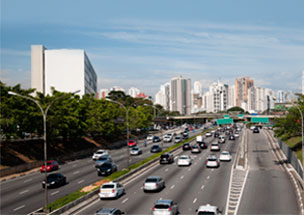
<box><xmin>251</xmin><ymin>117</ymin><xmax>269</xmax><ymax>123</ymax></box>
<box><xmin>224</xmin><ymin>115</ymin><xmax>230</xmax><ymax>119</ymax></box>
<box><xmin>238</xmin><ymin>114</ymin><xmax>244</xmax><ymax>119</ymax></box>
<box><xmin>216</xmin><ymin>118</ymin><xmax>233</xmax><ymax>125</ymax></box>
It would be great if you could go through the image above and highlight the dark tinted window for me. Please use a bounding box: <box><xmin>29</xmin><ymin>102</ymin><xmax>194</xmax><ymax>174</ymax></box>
<box><xmin>101</xmin><ymin>163</ymin><xmax>112</xmax><ymax>168</ymax></box>
<box><xmin>146</xmin><ymin>178</ymin><xmax>158</xmax><ymax>182</ymax></box>
<box><xmin>155</xmin><ymin>204</ymin><xmax>170</xmax><ymax>209</ymax></box>
<box><xmin>102</xmin><ymin>184</ymin><xmax>115</xmax><ymax>189</ymax></box>
<box><xmin>47</xmin><ymin>174</ymin><xmax>59</xmax><ymax>179</ymax></box>
<box><xmin>198</xmin><ymin>212</ymin><xmax>215</xmax><ymax>215</ymax></box>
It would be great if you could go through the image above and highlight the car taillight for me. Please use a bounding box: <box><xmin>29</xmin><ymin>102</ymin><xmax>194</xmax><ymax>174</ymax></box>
<box><xmin>216</xmin><ymin>161</ymin><xmax>219</xmax><ymax>164</ymax></box>
<box><xmin>112</xmin><ymin>189</ymin><xmax>115</xmax><ymax>193</ymax></box>
<box><xmin>168</xmin><ymin>207</ymin><xmax>172</xmax><ymax>211</ymax></box>
<box><xmin>152</xmin><ymin>207</ymin><xmax>155</xmax><ymax>211</ymax></box>
<box><xmin>155</xmin><ymin>183</ymin><xmax>158</xmax><ymax>187</ymax></box>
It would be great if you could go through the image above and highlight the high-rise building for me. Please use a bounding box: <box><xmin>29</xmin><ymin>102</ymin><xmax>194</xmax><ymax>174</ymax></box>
<box><xmin>128</xmin><ymin>87</ymin><xmax>140</xmax><ymax>98</ymax></box>
<box><xmin>31</xmin><ymin>45</ymin><xmax>97</xmax><ymax>96</ymax></box>
<box><xmin>235</xmin><ymin>77</ymin><xmax>254</xmax><ymax>107</ymax></box>
<box><xmin>170</xmin><ymin>76</ymin><xmax>191</xmax><ymax>115</ymax></box>
<box><xmin>206</xmin><ymin>80</ymin><xmax>228</xmax><ymax>113</ymax></box>
<box><xmin>155</xmin><ymin>83</ymin><xmax>170</xmax><ymax>110</ymax></box>
<box><xmin>193</xmin><ymin>81</ymin><xmax>202</xmax><ymax>95</ymax></box>
<box><xmin>227</xmin><ymin>85</ymin><xmax>236</xmax><ymax>109</ymax></box>
<box><xmin>247</xmin><ymin>87</ymin><xmax>256</xmax><ymax>112</ymax></box>
<box><xmin>100</xmin><ymin>89</ymin><xmax>109</xmax><ymax>99</ymax></box>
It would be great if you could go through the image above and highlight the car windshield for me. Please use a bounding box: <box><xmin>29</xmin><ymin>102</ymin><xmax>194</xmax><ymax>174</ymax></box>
<box><xmin>208</xmin><ymin>158</ymin><xmax>217</xmax><ymax>161</ymax></box>
<box><xmin>132</xmin><ymin>147</ymin><xmax>139</xmax><ymax>150</ymax></box>
<box><xmin>47</xmin><ymin>174</ymin><xmax>59</xmax><ymax>179</ymax></box>
<box><xmin>97</xmin><ymin>156</ymin><xmax>108</xmax><ymax>161</ymax></box>
<box><xmin>161</xmin><ymin>154</ymin><xmax>169</xmax><ymax>158</ymax></box>
<box><xmin>154</xmin><ymin>204</ymin><xmax>170</xmax><ymax>209</ymax></box>
<box><xmin>198</xmin><ymin>212</ymin><xmax>216</xmax><ymax>215</ymax></box>
<box><xmin>192</xmin><ymin>145</ymin><xmax>198</xmax><ymax>148</ymax></box>
<box><xmin>96</xmin><ymin>151</ymin><xmax>105</xmax><ymax>154</ymax></box>
<box><xmin>180</xmin><ymin>156</ymin><xmax>189</xmax><ymax>160</ymax></box>
<box><xmin>212</xmin><ymin>143</ymin><xmax>218</xmax><ymax>146</ymax></box>
<box><xmin>176</xmin><ymin>137</ymin><xmax>181</xmax><ymax>139</ymax></box>
<box><xmin>152</xmin><ymin>146</ymin><xmax>159</xmax><ymax>149</ymax></box>
<box><xmin>46</xmin><ymin>161</ymin><xmax>53</xmax><ymax>165</ymax></box>
<box><xmin>100</xmin><ymin>163</ymin><xmax>111</xmax><ymax>168</ymax></box>
<box><xmin>102</xmin><ymin>184</ymin><xmax>115</xmax><ymax>189</ymax></box>
<box><xmin>222</xmin><ymin>152</ymin><xmax>229</xmax><ymax>155</ymax></box>
<box><xmin>146</xmin><ymin>178</ymin><xmax>158</xmax><ymax>182</ymax></box>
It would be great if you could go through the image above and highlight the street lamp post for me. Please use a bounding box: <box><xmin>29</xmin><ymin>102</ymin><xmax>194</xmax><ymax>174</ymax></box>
<box><xmin>106</xmin><ymin>99</ymin><xmax>133</xmax><ymax>168</ymax></box>
<box><xmin>8</xmin><ymin>90</ymin><xmax>79</xmax><ymax>213</ymax></box>
<box><xmin>294</xmin><ymin>103</ymin><xmax>304</xmax><ymax>180</ymax></box>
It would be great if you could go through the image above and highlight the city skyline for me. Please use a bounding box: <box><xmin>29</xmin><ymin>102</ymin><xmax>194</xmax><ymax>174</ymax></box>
<box><xmin>1</xmin><ymin>0</ymin><xmax>304</xmax><ymax>96</ymax></box>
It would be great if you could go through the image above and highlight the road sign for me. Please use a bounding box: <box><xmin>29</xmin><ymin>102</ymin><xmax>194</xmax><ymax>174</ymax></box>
<box><xmin>224</xmin><ymin>115</ymin><xmax>230</xmax><ymax>119</ymax></box>
<box><xmin>216</xmin><ymin>118</ymin><xmax>233</xmax><ymax>125</ymax></box>
<box><xmin>238</xmin><ymin>114</ymin><xmax>244</xmax><ymax>119</ymax></box>
<box><xmin>251</xmin><ymin>117</ymin><xmax>269</xmax><ymax>123</ymax></box>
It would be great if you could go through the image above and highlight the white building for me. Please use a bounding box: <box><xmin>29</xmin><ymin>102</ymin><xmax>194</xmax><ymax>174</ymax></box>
<box><xmin>31</xmin><ymin>45</ymin><xmax>97</xmax><ymax>96</ymax></box>
<box><xmin>193</xmin><ymin>81</ymin><xmax>202</xmax><ymax>95</ymax></box>
<box><xmin>155</xmin><ymin>83</ymin><xmax>170</xmax><ymax>110</ymax></box>
<box><xmin>255</xmin><ymin>87</ymin><xmax>266</xmax><ymax>113</ymax></box>
<box><xmin>100</xmin><ymin>89</ymin><xmax>109</xmax><ymax>99</ymax></box>
<box><xmin>205</xmin><ymin>80</ymin><xmax>228</xmax><ymax>113</ymax></box>
<box><xmin>110</xmin><ymin>86</ymin><xmax>125</xmax><ymax>93</ymax></box>
<box><xmin>247</xmin><ymin>87</ymin><xmax>256</xmax><ymax>112</ymax></box>
<box><xmin>227</xmin><ymin>85</ymin><xmax>236</xmax><ymax>109</ymax></box>
<box><xmin>128</xmin><ymin>87</ymin><xmax>140</xmax><ymax>98</ymax></box>
<box><xmin>170</xmin><ymin>76</ymin><xmax>191</xmax><ymax>115</ymax></box>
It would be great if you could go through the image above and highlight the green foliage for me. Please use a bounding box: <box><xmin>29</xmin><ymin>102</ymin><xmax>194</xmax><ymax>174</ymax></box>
<box><xmin>227</xmin><ymin>106</ymin><xmax>245</xmax><ymax>113</ymax></box>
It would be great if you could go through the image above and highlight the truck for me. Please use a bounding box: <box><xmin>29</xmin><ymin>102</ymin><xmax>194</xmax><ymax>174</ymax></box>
<box><xmin>196</xmin><ymin>135</ymin><xmax>207</xmax><ymax>149</ymax></box>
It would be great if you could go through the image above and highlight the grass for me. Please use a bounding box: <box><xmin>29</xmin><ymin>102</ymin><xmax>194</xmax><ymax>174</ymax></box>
<box><xmin>46</xmin><ymin>129</ymin><xmax>212</xmax><ymax>212</ymax></box>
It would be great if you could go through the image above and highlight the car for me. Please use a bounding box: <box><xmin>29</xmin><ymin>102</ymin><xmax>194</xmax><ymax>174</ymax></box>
<box><xmin>205</xmin><ymin>132</ymin><xmax>212</xmax><ymax>137</ymax></box>
<box><xmin>99</xmin><ymin>182</ymin><xmax>125</xmax><ymax>199</ymax></box>
<box><xmin>143</xmin><ymin>176</ymin><xmax>165</xmax><ymax>192</ymax></box>
<box><xmin>218</xmin><ymin>136</ymin><xmax>225</xmax><ymax>144</ymax></box>
<box><xmin>234</xmin><ymin>131</ymin><xmax>240</xmax><ymax>137</ymax></box>
<box><xmin>183</xmin><ymin>131</ymin><xmax>189</xmax><ymax>139</ymax></box>
<box><xmin>196</xmin><ymin>204</ymin><xmax>222</xmax><ymax>215</ymax></box>
<box><xmin>153</xmin><ymin>136</ymin><xmax>161</xmax><ymax>143</ymax></box>
<box><xmin>191</xmin><ymin>144</ymin><xmax>201</xmax><ymax>153</ymax></box>
<box><xmin>95</xmin><ymin>155</ymin><xmax>112</xmax><ymax>167</ymax></box>
<box><xmin>214</xmin><ymin>132</ymin><xmax>220</xmax><ymax>138</ymax></box>
<box><xmin>128</xmin><ymin>140</ymin><xmax>137</xmax><ymax>147</ymax></box>
<box><xmin>219</xmin><ymin>151</ymin><xmax>232</xmax><ymax>161</ymax></box>
<box><xmin>151</xmin><ymin>145</ymin><xmax>162</xmax><ymax>153</ymax></box>
<box><xmin>250</xmin><ymin>125</ymin><xmax>256</xmax><ymax>130</ymax></box>
<box><xmin>210</xmin><ymin>143</ymin><xmax>220</xmax><ymax>151</ymax></box>
<box><xmin>199</xmin><ymin>141</ymin><xmax>207</xmax><ymax>149</ymax></box>
<box><xmin>40</xmin><ymin>160</ymin><xmax>59</xmax><ymax>172</ymax></box>
<box><xmin>92</xmin><ymin>149</ymin><xmax>109</xmax><ymax>160</ymax></box>
<box><xmin>160</xmin><ymin>153</ymin><xmax>174</xmax><ymax>164</ymax></box>
<box><xmin>206</xmin><ymin>155</ymin><xmax>220</xmax><ymax>168</ymax></box>
<box><xmin>147</xmin><ymin>134</ymin><xmax>154</xmax><ymax>141</ymax></box>
<box><xmin>174</xmin><ymin>136</ymin><xmax>182</xmax><ymax>143</ymax></box>
<box><xmin>152</xmin><ymin>199</ymin><xmax>179</xmax><ymax>215</ymax></box>
<box><xmin>42</xmin><ymin>173</ymin><xmax>66</xmax><ymax>188</ymax></box>
<box><xmin>177</xmin><ymin>155</ymin><xmax>192</xmax><ymax>166</ymax></box>
<box><xmin>253</xmin><ymin>127</ymin><xmax>259</xmax><ymax>133</ymax></box>
<box><xmin>96</xmin><ymin>208</ymin><xmax>125</xmax><ymax>215</ymax></box>
<box><xmin>182</xmin><ymin>142</ymin><xmax>191</xmax><ymax>150</ymax></box>
<box><xmin>229</xmin><ymin>135</ymin><xmax>235</xmax><ymax>140</ymax></box>
<box><xmin>96</xmin><ymin>162</ymin><xmax>117</xmax><ymax>176</ymax></box>
<box><xmin>163</xmin><ymin>133</ymin><xmax>173</xmax><ymax>142</ymax></box>
<box><xmin>130</xmin><ymin>146</ymin><xmax>142</xmax><ymax>155</ymax></box>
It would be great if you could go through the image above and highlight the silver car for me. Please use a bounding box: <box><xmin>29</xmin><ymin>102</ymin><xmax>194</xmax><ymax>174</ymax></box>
<box><xmin>130</xmin><ymin>146</ymin><xmax>142</xmax><ymax>156</ymax></box>
<box><xmin>95</xmin><ymin>155</ymin><xmax>112</xmax><ymax>168</ymax></box>
<box><xmin>143</xmin><ymin>176</ymin><xmax>165</xmax><ymax>192</ymax></box>
<box><xmin>152</xmin><ymin>199</ymin><xmax>178</xmax><ymax>215</ymax></box>
<box><xmin>174</xmin><ymin>136</ymin><xmax>182</xmax><ymax>143</ymax></box>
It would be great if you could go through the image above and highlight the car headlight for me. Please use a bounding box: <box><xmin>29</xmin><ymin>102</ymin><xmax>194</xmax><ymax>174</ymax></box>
<box><xmin>107</xmin><ymin>169</ymin><xmax>111</xmax><ymax>172</ymax></box>
<box><xmin>51</xmin><ymin>181</ymin><xmax>55</xmax><ymax>184</ymax></box>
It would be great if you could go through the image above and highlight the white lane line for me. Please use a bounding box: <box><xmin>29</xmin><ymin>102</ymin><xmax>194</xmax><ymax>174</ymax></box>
<box><xmin>51</xmin><ymin>191</ymin><xmax>59</xmax><ymax>196</ymax></box>
<box><xmin>13</xmin><ymin>205</ymin><xmax>25</xmax><ymax>211</ymax></box>
<box><xmin>160</xmin><ymin>197</ymin><xmax>163</xmax><ymax>200</ymax></box>
<box><xmin>199</xmin><ymin>157</ymin><xmax>202</xmax><ymax>160</ymax></box>
<box><xmin>170</xmin><ymin>185</ymin><xmax>175</xmax><ymax>189</ymax></box>
<box><xmin>24</xmin><ymin>179</ymin><xmax>32</xmax><ymax>183</ymax></box>
<box><xmin>78</xmin><ymin>180</ymin><xmax>85</xmax><ymax>184</ymax></box>
<box><xmin>165</xmin><ymin>168</ymin><xmax>169</xmax><ymax>172</ymax></box>
<box><xmin>207</xmin><ymin>176</ymin><xmax>210</xmax><ymax>179</ymax></box>
<box><xmin>19</xmin><ymin>189</ymin><xmax>29</xmax><ymax>195</ymax></box>
<box><xmin>122</xmin><ymin>198</ymin><xmax>128</xmax><ymax>204</ymax></box>
<box><xmin>188</xmin><ymin>168</ymin><xmax>191</xmax><ymax>171</ymax></box>
<box><xmin>211</xmin><ymin>169</ymin><xmax>214</xmax><ymax>172</ymax></box>
<box><xmin>180</xmin><ymin>175</ymin><xmax>184</xmax><ymax>180</ymax></box>
<box><xmin>201</xmin><ymin>185</ymin><xmax>205</xmax><ymax>190</ymax></box>
<box><xmin>193</xmin><ymin>198</ymin><xmax>197</xmax><ymax>204</ymax></box>
<box><xmin>73</xmin><ymin>171</ymin><xmax>80</xmax><ymax>174</ymax></box>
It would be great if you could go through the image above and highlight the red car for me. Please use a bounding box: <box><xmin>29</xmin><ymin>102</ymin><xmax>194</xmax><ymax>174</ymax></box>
<box><xmin>40</xmin><ymin>160</ymin><xmax>59</xmax><ymax>172</ymax></box>
<box><xmin>128</xmin><ymin>140</ymin><xmax>137</xmax><ymax>147</ymax></box>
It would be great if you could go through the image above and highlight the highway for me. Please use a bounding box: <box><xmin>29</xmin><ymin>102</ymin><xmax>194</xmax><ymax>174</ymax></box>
<box><xmin>238</xmin><ymin>129</ymin><xmax>299</xmax><ymax>214</ymax></box>
<box><xmin>71</xmin><ymin>130</ymin><xmax>241</xmax><ymax>214</ymax></box>
<box><xmin>0</xmin><ymin>126</ymin><xmax>201</xmax><ymax>215</ymax></box>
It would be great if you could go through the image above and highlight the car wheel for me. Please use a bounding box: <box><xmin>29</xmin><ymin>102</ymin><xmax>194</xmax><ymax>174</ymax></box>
<box><xmin>97</xmin><ymin>172</ymin><xmax>101</xmax><ymax>176</ymax></box>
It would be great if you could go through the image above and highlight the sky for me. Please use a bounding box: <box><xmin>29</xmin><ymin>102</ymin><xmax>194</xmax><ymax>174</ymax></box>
<box><xmin>1</xmin><ymin>0</ymin><xmax>304</xmax><ymax>97</ymax></box>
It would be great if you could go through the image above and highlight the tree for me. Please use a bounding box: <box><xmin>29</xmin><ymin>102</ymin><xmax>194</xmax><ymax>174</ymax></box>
<box><xmin>227</xmin><ymin>106</ymin><xmax>245</xmax><ymax>113</ymax></box>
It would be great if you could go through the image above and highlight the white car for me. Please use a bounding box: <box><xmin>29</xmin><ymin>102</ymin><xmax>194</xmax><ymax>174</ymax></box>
<box><xmin>205</xmin><ymin>132</ymin><xmax>212</xmax><ymax>137</ymax></box>
<box><xmin>210</xmin><ymin>143</ymin><xmax>220</xmax><ymax>151</ymax></box>
<box><xmin>147</xmin><ymin>134</ymin><xmax>154</xmax><ymax>140</ymax></box>
<box><xmin>191</xmin><ymin>144</ymin><xmax>201</xmax><ymax>153</ymax></box>
<box><xmin>164</xmin><ymin>133</ymin><xmax>173</xmax><ymax>142</ymax></box>
<box><xmin>174</xmin><ymin>136</ymin><xmax>182</xmax><ymax>143</ymax></box>
<box><xmin>143</xmin><ymin>176</ymin><xmax>165</xmax><ymax>192</ymax></box>
<box><xmin>196</xmin><ymin>204</ymin><xmax>222</xmax><ymax>215</ymax></box>
<box><xmin>234</xmin><ymin>132</ymin><xmax>240</xmax><ymax>138</ymax></box>
<box><xmin>218</xmin><ymin>136</ymin><xmax>225</xmax><ymax>144</ymax></box>
<box><xmin>153</xmin><ymin>199</ymin><xmax>178</xmax><ymax>215</ymax></box>
<box><xmin>177</xmin><ymin>155</ymin><xmax>192</xmax><ymax>166</ymax></box>
<box><xmin>92</xmin><ymin>149</ymin><xmax>109</xmax><ymax>160</ymax></box>
<box><xmin>219</xmin><ymin>151</ymin><xmax>232</xmax><ymax>161</ymax></box>
<box><xmin>130</xmin><ymin>146</ymin><xmax>142</xmax><ymax>156</ymax></box>
<box><xmin>250</xmin><ymin>125</ymin><xmax>256</xmax><ymax>130</ymax></box>
<box><xmin>206</xmin><ymin>155</ymin><xmax>220</xmax><ymax>168</ymax></box>
<box><xmin>99</xmin><ymin>182</ymin><xmax>125</xmax><ymax>199</ymax></box>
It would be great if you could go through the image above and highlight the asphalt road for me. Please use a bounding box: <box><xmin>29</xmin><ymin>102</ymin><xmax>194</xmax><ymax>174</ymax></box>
<box><xmin>238</xmin><ymin>129</ymin><xmax>299</xmax><ymax>214</ymax></box>
<box><xmin>0</xmin><ymin>126</ymin><xmax>203</xmax><ymax>215</ymax></box>
<box><xmin>73</xmin><ymin>130</ymin><xmax>241</xmax><ymax>215</ymax></box>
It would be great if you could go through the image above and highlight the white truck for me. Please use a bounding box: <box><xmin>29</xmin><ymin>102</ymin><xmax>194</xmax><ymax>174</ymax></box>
<box><xmin>196</xmin><ymin>135</ymin><xmax>203</xmax><ymax>143</ymax></box>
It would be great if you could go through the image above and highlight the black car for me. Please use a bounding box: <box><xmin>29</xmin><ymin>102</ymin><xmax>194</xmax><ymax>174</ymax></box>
<box><xmin>229</xmin><ymin>135</ymin><xmax>235</xmax><ymax>140</ymax></box>
<box><xmin>151</xmin><ymin>145</ymin><xmax>162</xmax><ymax>153</ymax></box>
<box><xmin>153</xmin><ymin>136</ymin><xmax>161</xmax><ymax>143</ymax></box>
<box><xmin>253</xmin><ymin>127</ymin><xmax>259</xmax><ymax>133</ymax></box>
<box><xmin>214</xmin><ymin>132</ymin><xmax>220</xmax><ymax>138</ymax></box>
<box><xmin>183</xmin><ymin>131</ymin><xmax>189</xmax><ymax>139</ymax></box>
<box><xmin>198</xmin><ymin>141</ymin><xmax>207</xmax><ymax>149</ymax></box>
<box><xmin>96</xmin><ymin>208</ymin><xmax>125</xmax><ymax>215</ymax></box>
<box><xmin>160</xmin><ymin>153</ymin><xmax>174</xmax><ymax>164</ymax></box>
<box><xmin>182</xmin><ymin>143</ymin><xmax>191</xmax><ymax>150</ymax></box>
<box><xmin>96</xmin><ymin>162</ymin><xmax>117</xmax><ymax>176</ymax></box>
<box><xmin>42</xmin><ymin>173</ymin><xmax>66</xmax><ymax>188</ymax></box>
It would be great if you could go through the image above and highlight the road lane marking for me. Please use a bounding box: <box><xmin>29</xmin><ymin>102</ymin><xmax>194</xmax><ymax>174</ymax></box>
<box><xmin>207</xmin><ymin>176</ymin><xmax>210</xmax><ymax>179</ymax></box>
<box><xmin>170</xmin><ymin>185</ymin><xmax>175</xmax><ymax>189</ymax></box>
<box><xmin>211</xmin><ymin>169</ymin><xmax>214</xmax><ymax>172</ymax></box>
<box><xmin>13</xmin><ymin>205</ymin><xmax>25</xmax><ymax>211</ymax></box>
<box><xmin>193</xmin><ymin>198</ymin><xmax>197</xmax><ymax>204</ymax></box>
<box><xmin>180</xmin><ymin>175</ymin><xmax>184</xmax><ymax>179</ymax></box>
<box><xmin>73</xmin><ymin>171</ymin><xmax>80</xmax><ymax>174</ymax></box>
<box><xmin>24</xmin><ymin>179</ymin><xmax>32</xmax><ymax>183</ymax></box>
<box><xmin>201</xmin><ymin>185</ymin><xmax>205</xmax><ymax>190</ymax></box>
<box><xmin>165</xmin><ymin>168</ymin><xmax>169</xmax><ymax>172</ymax></box>
<box><xmin>78</xmin><ymin>180</ymin><xmax>85</xmax><ymax>184</ymax></box>
<box><xmin>122</xmin><ymin>198</ymin><xmax>128</xmax><ymax>204</ymax></box>
<box><xmin>199</xmin><ymin>157</ymin><xmax>202</xmax><ymax>160</ymax></box>
<box><xmin>19</xmin><ymin>189</ymin><xmax>29</xmax><ymax>195</ymax></box>
<box><xmin>188</xmin><ymin>168</ymin><xmax>191</xmax><ymax>171</ymax></box>
<box><xmin>51</xmin><ymin>191</ymin><xmax>59</xmax><ymax>196</ymax></box>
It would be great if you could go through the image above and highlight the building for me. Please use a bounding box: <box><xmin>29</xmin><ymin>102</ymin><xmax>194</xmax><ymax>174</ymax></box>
<box><xmin>170</xmin><ymin>76</ymin><xmax>191</xmax><ymax>115</ymax></box>
<box><xmin>128</xmin><ymin>87</ymin><xmax>140</xmax><ymax>98</ymax></box>
<box><xmin>247</xmin><ymin>87</ymin><xmax>256</xmax><ymax>112</ymax></box>
<box><xmin>193</xmin><ymin>81</ymin><xmax>202</xmax><ymax>95</ymax></box>
<box><xmin>206</xmin><ymin>80</ymin><xmax>228</xmax><ymax>113</ymax></box>
<box><xmin>100</xmin><ymin>89</ymin><xmax>109</xmax><ymax>99</ymax></box>
<box><xmin>255</xmin><ymin>87</ymin><xmax>266</xmax><ymax>113</ymax></box>
<box><xmin>154</xmin><ymin>83</ymin><xmax>170</xmax><ymax>110</ymax></box>
<box><xmin>227</xmin><ymin>85</ymin><xmax>236</xmax><ymax>109</ymax></box>
<box><xmin>235</xmin><ymin>77</ymin><xmax>254</xmax><ymax>108</ymax></box>
<box><xmin>31</xmin><ymin>45</ymin><xmax>97</xmax><ymax>96</ymax></box>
